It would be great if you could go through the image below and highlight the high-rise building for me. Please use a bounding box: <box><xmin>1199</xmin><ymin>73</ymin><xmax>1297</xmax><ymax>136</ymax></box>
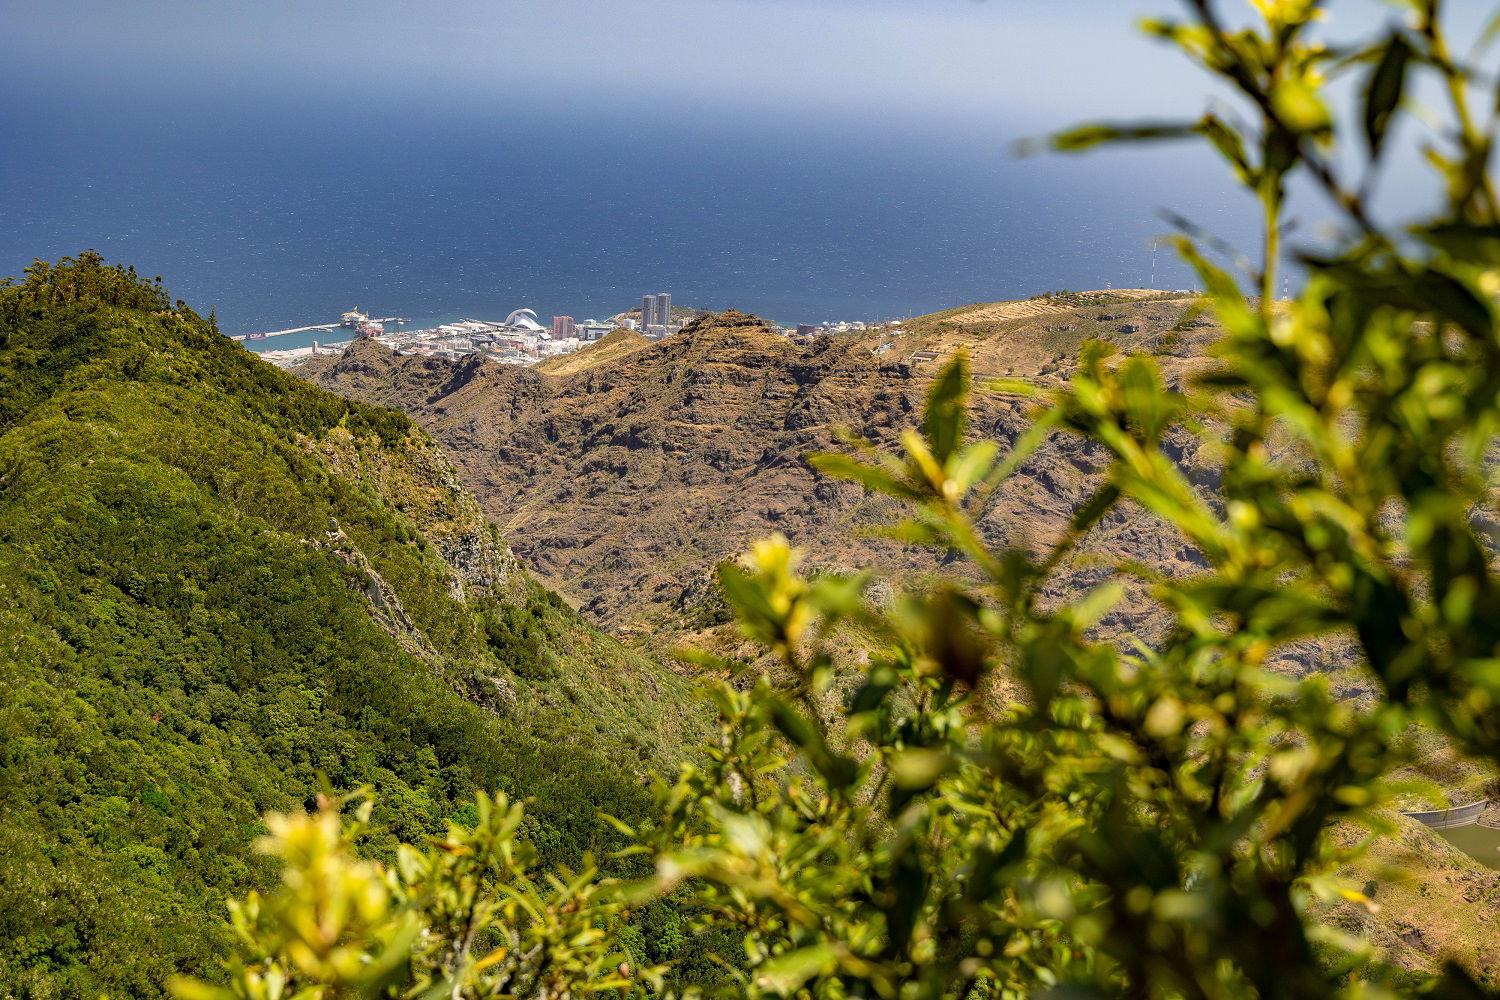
<box><xmin>639</xmin><ymin>292</ymin><xmax>673</xmax><ymax>335</ymax></box>
<box><xmin>551</xmin><ymin>315</ymin><xmax>575</xmax><ymax>339</ymax></box>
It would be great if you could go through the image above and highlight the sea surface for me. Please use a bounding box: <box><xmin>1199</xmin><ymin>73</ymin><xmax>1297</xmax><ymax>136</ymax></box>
<box><xmin>1</xmin><ymin>90</ymin><xmax>1258</xmax><ymax>346</ymax></box>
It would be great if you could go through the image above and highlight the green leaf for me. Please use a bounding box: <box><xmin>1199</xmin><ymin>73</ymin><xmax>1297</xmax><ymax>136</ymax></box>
<box><xmin>807</xmin><ymin>451</ymin><xmax>919</xmax><ymax>498</ymax></box>
<box><xmin>1272</xmin><ymin>76</ymin><xmax>1332</xmax><ymax>134</ymax></box>
<box><xmin>922</xmin><ymin>352</ymin><xmax>970</xmax><ymax>464</ymax></box>
<box><xmin>889</xmin><ymin>747</ymin><xmax>951</xmax><ymax>790</ymax></box>
<box><xmin>597</xmin><ymin>812</ymin><xmax>637</xmax><ymax>837</ymax></box>
<box><xmin>716</xmin><ymin>562</ymin><xmax>778</xmax><ymax>636</ymax></box>
<box><xmin>1068</xmin><ymin>483</ymin><xmax>1122</xmax><ymax>540</ymax></box>
<box><xmin>1410</xmin><ymin>271</ymin><xmax>1497</xmax><ymax>343</ymax></box>
<box><xmin>983</xmin><ymin>405</ymin><xmax>1064</xmax><ymax>492</ymax></box>
<box><xmin>1178</xmin><ymin>240</ymin><xmax>1259</xmax><ymax>339</ymax></box>
<box><xmin>808</xmin><ymin>571</ymin><xmax>869</xmax><ymax>621</ymax></box>
<box><xmin>1363</xmin><ymin>32</ymin><xmax>1412</xmax><ymax>157</ymax></box>
<box><xmin>1048</xmin><ymin>121</ymin><xmax>1196</xmax><ymax>153</ymax></box>
<box><xmin>1118</xmin><ymin>355</ymin><xmax>1181</xmax><ymax>443</ymax></box>
<box><xmin>1194</xmin><ymin>114</ymin><xmax>1254</xmax><ymax>184</ymax></box>
<box><xmin>1069</xmin><ymin>581</ymin><xmax>1125</xmax><ymax>629</ymax></box>
<box><xmin>768</xmin><ymin>700</ymin><xmax>857</xmax><ymax>790</ymax></box>
<box><xmin>1481</xmin><ymin>6</ymin><xmax>1500</xmax><ymax>49</ymax></box>
<box><xmin>874</xmin><ymin>517</ymin><xmax>947</xmax><ymax>545</ymax></box>
<box><xmin>849</xmin><ymin>665</ymin><xmax>900</xmax><ymax>715</ymax></box>
<box><xmin>886</xmin><ymin>845</ymin><xmax>929</xmax><ymax>951</ymax></box>
<box><xmin>947</xmin><ymin>439</ymin><xmax>999</xmax><ymax>496</ymax></box>
<box><xmin>985</xmin><ymin>377</ymin><xmax>1043</xmax><ymax>397</ymax></box>
<box><xmin>1306</xmin><ymin>257</ymin><xmax>1495</xmax><ymax>342</ymax></box>
<box><xmin>1414</xmin><ymin>223</ymin><xmax>1500</xmax><ymax>268</ymax></box>
<box><xmin>754</xmin><ymin>945</ymin><xmax>836</xmax><ymax>994</ymax></box>
<box><xmin>1189</xmin><ymin>369</ymin><xmax>1252</xmax><ymax>391</ymax></box>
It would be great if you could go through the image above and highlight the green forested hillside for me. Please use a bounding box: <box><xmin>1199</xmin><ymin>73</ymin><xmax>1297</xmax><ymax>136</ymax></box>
<box><xmin>0</xmin><ymin>255</ymin><xmax>706</xmax><ymax>997</ymax></box>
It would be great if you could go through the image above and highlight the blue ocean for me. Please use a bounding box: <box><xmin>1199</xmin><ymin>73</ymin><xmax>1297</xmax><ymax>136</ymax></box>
<box><xmin>1</xmin><ymin>87</ymin><xmax>1254</xmax><ymax>347</ymax></box>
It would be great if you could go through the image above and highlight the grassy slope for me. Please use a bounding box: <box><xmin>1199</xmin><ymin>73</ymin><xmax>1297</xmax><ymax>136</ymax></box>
<box><xmin>535</xmin><ymin>327</ymin><xmax>652</xmax><ymax>375</ymax></box>
<box><xmin>893</xmin><ymin>289</ymin><xmax>1211</xmax><ymax>376</ymax></box>
<box><xmin>0</xmin><ymin>258</ymin><xmax>707</xmax><ymax>997</ymax></box>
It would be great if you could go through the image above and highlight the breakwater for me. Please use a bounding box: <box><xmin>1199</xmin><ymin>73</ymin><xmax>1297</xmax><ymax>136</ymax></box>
<box><xmin>232</xmin><ymin>318</ymin><xmax>408</xmax><ymax>343</ymax></box>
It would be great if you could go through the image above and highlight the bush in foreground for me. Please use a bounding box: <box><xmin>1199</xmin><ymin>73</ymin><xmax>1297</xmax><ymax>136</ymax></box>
<box><xmin>178</xmin><ymin>2</ymin><xmax>1500</xmax><ymax>998</ymax></box>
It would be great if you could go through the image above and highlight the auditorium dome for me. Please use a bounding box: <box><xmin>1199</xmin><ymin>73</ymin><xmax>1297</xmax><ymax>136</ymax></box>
<box><xmin>504</xmin><ymin>308</ymin><xmax>546</xmax><ymax>332</ymax></box>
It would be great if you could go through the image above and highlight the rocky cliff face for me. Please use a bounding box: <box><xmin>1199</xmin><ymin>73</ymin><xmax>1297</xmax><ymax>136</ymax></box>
<box><xmin>298</xmin><ymin>298</ymin><xmax>1270</xmax><ymax>652</ymax></box>
<box><xmin>301</xmin><ymin>424</ymin><xmax>525</xmax><ymax>606</ymax></box>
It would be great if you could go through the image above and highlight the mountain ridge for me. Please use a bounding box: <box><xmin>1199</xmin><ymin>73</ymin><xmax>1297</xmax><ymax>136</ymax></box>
<box><xmin>298</xmin><ymin>295</ymin><xmax>1218</xmax><ymax>637</ymax></box>
<box><xmin>0</xmin><ymin>255</ymin><xmax>707</xmax><ymax>996</ymax></box>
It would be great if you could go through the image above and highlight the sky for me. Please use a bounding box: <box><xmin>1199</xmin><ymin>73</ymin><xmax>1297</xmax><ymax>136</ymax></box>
<box><xmin>8</xmin><ymin>0</ymin><xmax>1489</xmax><ymax>181</ymax></box>
<box><xmin>7</xmin><ymin>0</ymin><xmax>1207</xmax><ymax>130</ymax></box>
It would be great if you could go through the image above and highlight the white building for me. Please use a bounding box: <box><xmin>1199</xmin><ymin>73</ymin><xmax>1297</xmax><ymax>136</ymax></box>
<box><xmin>503</xmin><ymin>309</ymin><xmax>547</xmax><ymax>333</ymax></box>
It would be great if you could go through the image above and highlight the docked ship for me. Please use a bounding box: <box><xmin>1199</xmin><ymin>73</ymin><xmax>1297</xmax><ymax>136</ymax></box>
<box><xmin>341</xmin><ymin>308</ymin><xmax>369</xmax><ymax>329</ymax></box>
<box><xmin>356</xmin><ymin>320</ymin><xmax>385</xmax><ymax>338</ymax></box>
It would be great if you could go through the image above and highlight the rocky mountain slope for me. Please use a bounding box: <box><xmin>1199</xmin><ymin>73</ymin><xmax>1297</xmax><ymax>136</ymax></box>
<box><xmin>0</xmin><ymin>255</ymin><xmax>706</xmax><ymax>996</ymax></box>
<box><xmin>299</xmin><ymin>295</ymin><xmax>1232</xmax><ymax>647</ymax></box>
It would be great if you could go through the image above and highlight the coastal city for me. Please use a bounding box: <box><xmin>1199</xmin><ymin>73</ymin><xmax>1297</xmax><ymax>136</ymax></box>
<box><xmin>235</xmin><ymin>291</ymin><xmax>905</xmax><ymax>368</ymax></box>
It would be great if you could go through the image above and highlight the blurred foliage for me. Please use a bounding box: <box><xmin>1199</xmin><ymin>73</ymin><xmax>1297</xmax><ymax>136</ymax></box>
<box><xmin>171</xmin><ymin>790</ymin><xmax>655</xmax><ymax>1000</ymax></box>
<box><xmin>631</xmin><ymin>1</ymin><xmax>1500</xmax><ymax>997</ymax></box>
<box><xmin>65</xmin><ymin>0</ymin><xmax>1500</xmax><ymax>998</ymax></box>
<box><xmin>632</xmin><ymin>2</ymin><xmax>1500</xmax><ymax>997</ymax></box>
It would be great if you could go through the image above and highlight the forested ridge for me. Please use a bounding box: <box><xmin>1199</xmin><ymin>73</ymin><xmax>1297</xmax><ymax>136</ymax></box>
<box><xmin>0</xmin><ymin>254</ymin><xmax>708</xmax><ymax>997</ymax></box>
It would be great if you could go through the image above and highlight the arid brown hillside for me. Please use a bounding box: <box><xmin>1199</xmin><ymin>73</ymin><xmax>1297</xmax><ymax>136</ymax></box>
<box><xmin>298</xmin><ymin>295</ymin><xmax>1258</xmax><ymax>648</ymax></box>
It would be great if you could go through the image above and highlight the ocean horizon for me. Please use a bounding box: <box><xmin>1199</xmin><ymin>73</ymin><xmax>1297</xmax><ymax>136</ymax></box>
<box><xmin>2</xmin><ymin>85</ymin><xmax>1254</xmax><ymax>342</ymax></box>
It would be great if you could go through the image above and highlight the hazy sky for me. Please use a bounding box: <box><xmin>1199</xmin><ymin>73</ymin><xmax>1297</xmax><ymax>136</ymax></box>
<box><xmin>11</xmin><ymin>0</ymin><xmax>1491</xmax><ymax>150</ymax></box>
<box><xmin>0</xmin><ymin>1</ymin><xmax>1310</xmax><ymax>131</ymax></box>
